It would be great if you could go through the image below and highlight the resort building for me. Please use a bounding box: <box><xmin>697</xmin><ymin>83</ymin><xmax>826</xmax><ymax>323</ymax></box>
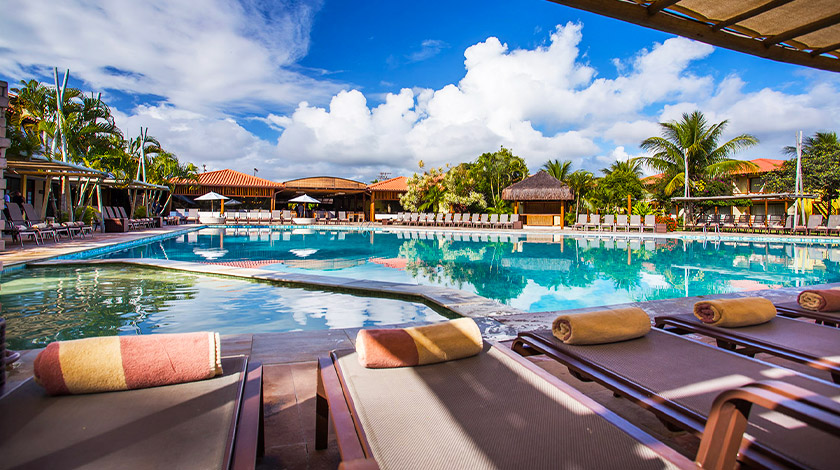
<box><xmin>171</xmin><ymin>169</ymin><xmax>284</xmax><ymax>210</ymax></box>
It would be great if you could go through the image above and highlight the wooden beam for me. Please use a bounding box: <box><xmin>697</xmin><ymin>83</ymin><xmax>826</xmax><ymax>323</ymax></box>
<box><xmin>711</xmin><ymin>0</ymin><xmax>795</xmax><ymax>31</ymax></box>
<box><xmin>810</xmin><ymin>41</ymin><xmax>840</xmax><ymax>57</ymax></box>
<box><xmin>546</xmin><ymin>0</ymin><xmax>840</xmax><ymax>72</ymax></box>
<box><xmin>763</xmin><ymin>13</ymin><xmax>840</xmax><ymax>47</ymax></box>
<box><xmin>647</xmin><ymin>0</ymin><xmax>681</xmax><ymax>16</ymax></box>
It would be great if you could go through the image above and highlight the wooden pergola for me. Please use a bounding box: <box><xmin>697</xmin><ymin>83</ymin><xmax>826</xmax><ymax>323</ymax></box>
<box><xmin>548</xmin><ymin>1</ymin><xmax>840</xmax><ymax>73</ymax></box>
<box><xmin>280</xmin><ymin>176</ymin><xmax>369</xmax><ymax>216</ymax></box>
<box><xmin>171</xmin><ymin>169</ymin><xmax>283</xmax><ymax>208</ymax></box>
<box><xmin>502</xmin><ymin>170</ymin><xmax>574</xmax><ymax>227</ymax></box>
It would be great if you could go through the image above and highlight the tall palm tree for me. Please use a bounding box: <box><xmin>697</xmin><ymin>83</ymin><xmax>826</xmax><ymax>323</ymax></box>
<box><xmin>639</xmin><ymin>110</ymin><xmax>758</xmax><ymax>197</ymax></box>
<box><xmin>566</xmin><ymin>170</ymin><xmax>595</xmax><ymax>219</ymax></box>
<box><xmin>543</xmin><ymin>159</ymin><xmax>573</xmax><ymax>182</ymax></box>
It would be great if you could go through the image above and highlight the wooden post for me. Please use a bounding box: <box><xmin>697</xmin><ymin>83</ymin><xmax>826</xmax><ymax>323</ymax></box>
<box><xmin>714</xmin><ymin>206</ymin><xmax>719</xmax><ymax>215</ymax></box>
<box><xmin>560</xmin><ymin>203</ymin><xmax>565</xmax><ymax>229</ymax></box>
<box><xmin>627</xmin><ymin>194</ymin><xmax>631</xmax><ymax>215</ymax></box>
<box><xmin>370</xmin><ymin>192</ymin><xmax>376</xmax><ymax>222</ymax></box>
<box><xmin>96</xmin><ymin>183</ymin><xmax>104</xmax><ymax>232</ymax></box>
<box><xmin>785</xmin><ymin>200</ymin><xmax>789</xmax><ymax>214</ymax></box>
<box><xmin>765</xmin><ymin>199</ymin><xmax>769</xmax><ymax>216</ymax></box>
<box><xmin>41</xmin><ymin>177</ymin><xmax>52</xmax><ymax>220</ymax></box>
<box><xmin>21</xmin><ymin>176</ymin><xmax>27</xmax><ymax>202</ymax></box>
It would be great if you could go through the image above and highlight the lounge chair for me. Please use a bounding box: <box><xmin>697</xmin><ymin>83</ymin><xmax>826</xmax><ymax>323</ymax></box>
<box><xmin>654</xmin><ymin>313</ymin><xmax>840</xmax><ymax>383</ymax></box>
<box><xmin>256</xmin><ymin>210</ymin><xmax>269</xmax><ymax>225</ymax></box>
<box><xmin>600</xmin><ymin>214</ymin><xmax>615</xmax><ymax>232</ymax></box>
<box><xmin>509</xmin><ymin>214</ymin><xmax>519</xmax><ymax>229</ymax></box>
<box><xmin>719</xmin><ymin>214</ymin><xmax>736</xmax><ymax>232</ymax></box>
<box><xmin>573</xmin><ymin>214</ymin><xmax>587</xmax><ymax>230</ymax></box>
<box><xmin>584</xmin><ymin>214</ymin><xmax>600</xmax><ymax>231</ymax></box>
<box><xmin>512</xmin><ymin>328</ymin><xmax>840</xmax><ymax>469</ymax></box>
<box><xmin>6</xmin><ymin>222</ymin><xmax>43</xmax><ymax>246</ymax></box>
<box><xmin>628</xmin><ymin>215</ymin><xmax>643</xmax><ymax>231</ymax></box>
<box><xmin>318</xmin><ymin>343</ymin><xmax>707</xmax><ymax>469</ymax></box>
<box><xmin>766</xmin><ymin>214</ymin><xmax>785</xmax><ymax>233</ymax></box>
<box><xmin>434</xmin><ymin>213</ymin><xmax>445</xmax><ymax>227</ymax></box>
<box><xmin>338</xmin><ymin>211</ymin><xmax>350</xmax><ymax>225</ymax></box>
<box><xmin>683</xmin><ymin>213</ymin><xmax>700</xmax><ymax>231</ymax></box>
<box><xmin>0</xmin><ymin>356</ymin><xmax>263</xmax><ymax>469</ymax></box>
<box><xmin>269</xmin><ymin>210</ymin><xmax>283</xmax><ymax>224</ymax></box>
<box><xmin>614</xmin><ymin>214</ymin><xmax>629</xmax><ymax>231</ymax></box>
<box><xmin>185</xmin><ymin>208</ymin><xmax>200</xmax><ymax>224</ymax></box>
<box><xmin>703</xmin><ymin>214</ymin><xmax>721</xmax><ymax>234</ymax></box>
<box><xmin>497</xmin><ymin>213</ymin><xmax>509</xmax><ymax>229</ymax></box>
<box><xmin>478</xmin><ymin>213</ymin><xmax>490</xmax><ymax>228</ymax></box>
<box><xmin>443</xmin><ymin>213</ymin><xmax>453</xmax><ymax>226</ymax></box>
<box><xmin>793</xmin><ymin>214</ymin><xmax>823</xmax><ymax>235</ymax></box>
<box><xmin>774</xmin><ymin>301</ymin><xmax>840</xmax><ymax>327</ymax></box>
<box><xmin>750</xmin><ymin>214</ymin><xmax>766</xmax><ymax>232</ymax></box>
<box><xmin>642</xmin><ymin>214</ymin><xmax>656</xmax><ymax>232</ymax></box>
<box><xmin>488</xmin><ymin>213</ymin><xmax>500</xmax><ymax>229</ymax></box>
<box><xmin>813</xmin><ymin>214</ymin><xmax>840</xmax><ymax>236</ymax></box>
<box><xmin>734</xmin><ymin>215</ymin><xmax>751</xmax><ymax>232</ymax></box>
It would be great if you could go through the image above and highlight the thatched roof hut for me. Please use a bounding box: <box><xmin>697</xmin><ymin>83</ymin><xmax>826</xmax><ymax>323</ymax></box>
<box><xmin>502</xmin><ymin>170</ymin><xmax>573</xmax><ymax>201</ymax></box>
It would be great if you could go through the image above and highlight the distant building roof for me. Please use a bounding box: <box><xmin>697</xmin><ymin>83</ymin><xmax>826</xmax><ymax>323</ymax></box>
<box><xmin>368</xmin><ymin>176</ymin><xmax>408</xmax><ymax>192</ymax></box>
<box><xmin>642</xmin><ymin>158</ymin><xmax>785</xmax><ymax>185</ymax></box>
<box><xmin>172</xmin><ymin>169</ymin><xmax>283</xmax><ymax>188</ymax></box>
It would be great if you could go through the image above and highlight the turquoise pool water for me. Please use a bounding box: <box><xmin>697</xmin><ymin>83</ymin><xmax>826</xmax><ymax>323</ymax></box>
<box><xmin>0</xmin><ymin>265</ymin><xmax>446</xmax><ymax>349</ymax></box>
<box><xmin>98</xmin><ymin>227</ymin><xmax>840</xmax><ymax>313</ymax></box>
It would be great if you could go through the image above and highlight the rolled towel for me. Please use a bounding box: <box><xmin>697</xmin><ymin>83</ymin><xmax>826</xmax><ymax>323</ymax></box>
<box><xmin>552</xmin><ymin>308</ymin><xmax>651</xmax><ymax>345</ymax></box>
<box><xmin>356</xmin><ymin>318</ymin><xmax>482</xmax><ymax>368</ymax></box>
<box><xmin>34</xmin><ymin>332</ymin><xmax>222</xmax><ymax>395</ymax></box>
<box><xmin>693</xmin><ymin>297</ymin><xmax>776</xmax><ymax>327</ymax></box>
<box><xmin>797</xmin><ymin>288</ymin><xmax>840</xmax><ymax>312</ymax></box>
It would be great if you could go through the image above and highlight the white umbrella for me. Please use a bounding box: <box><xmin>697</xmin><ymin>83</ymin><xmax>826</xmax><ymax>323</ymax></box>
<box><xmin>195</xmin><ymin>191</ymin><xmax>229</xmax><ymax>213</ymax></box>
<box><xmin>289</xmin><ymin>194</ymin><xmax>321</xmax><ymax>204</ymax></box>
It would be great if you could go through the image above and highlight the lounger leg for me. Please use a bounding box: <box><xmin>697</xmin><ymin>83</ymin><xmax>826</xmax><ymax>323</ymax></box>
<box><xmin>316</xmin><ymin>360</ymin><xmax>330</xmax><ymax>450</ymax></box>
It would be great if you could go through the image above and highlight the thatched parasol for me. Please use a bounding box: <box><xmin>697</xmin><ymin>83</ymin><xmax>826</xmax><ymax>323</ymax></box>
<box><xmin>501</xmin><ymin>170</ymin><xmax>573</xmax><ymax>201</ymax></box>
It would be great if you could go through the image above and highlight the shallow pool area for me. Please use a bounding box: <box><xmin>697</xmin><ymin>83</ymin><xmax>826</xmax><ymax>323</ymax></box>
<box><xmin>96</xmin><ymin>227</ymin><xmax>840</xmax><ymax>313</ymax></box>
<box><xmin>1</xmin><ymin>264</ymin><xmax>447</xmax><ymax>349</ymax></box>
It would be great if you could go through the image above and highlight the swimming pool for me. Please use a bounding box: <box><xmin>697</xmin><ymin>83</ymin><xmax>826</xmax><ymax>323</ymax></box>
<box><xmin>0</xmin><ymin>264</ymin><xmax>447</xmax><ymax>349</ymax></box>
<box><xmin>97</xmin><ymin>227</ymin><xmax>840</xmax><ymax>313</ymax></box>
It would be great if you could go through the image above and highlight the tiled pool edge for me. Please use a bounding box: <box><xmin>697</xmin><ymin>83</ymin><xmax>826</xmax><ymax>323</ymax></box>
<box><xmin>29</xmin><ymin>258</ymin><xmax>520</xmax><ymax>340</ymax></box>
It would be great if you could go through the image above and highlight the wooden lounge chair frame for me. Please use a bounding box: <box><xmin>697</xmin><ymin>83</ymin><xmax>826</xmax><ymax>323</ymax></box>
<box><xmin>511</xmin><ymin>329</ymin><xmax>840</xmax><ymax>469</ymax></box>
<box><xmin>316</xmin><ymin>344</ymin><xmax>698</xmax><ymax>469</ymax></box>
<box><xmin>775</xmin><ymin>301</ymin><xmax>840</xmax><ymax>327</ymax></box>
<box><xmin>654</xmin><ymin>313</ymin><xmax>840</xmax><ymax>383</ymax></box>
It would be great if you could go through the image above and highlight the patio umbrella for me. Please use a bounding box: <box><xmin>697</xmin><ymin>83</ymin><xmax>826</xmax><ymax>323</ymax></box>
<box><xmin>195</xmin><ymin>191</ymin><xmax>229</xmax><ymax>213</ymax></box>
<box><xmin>288</xmin><ymin>194</ymin><xmax>321</xmax><ymax>204</ymax></box>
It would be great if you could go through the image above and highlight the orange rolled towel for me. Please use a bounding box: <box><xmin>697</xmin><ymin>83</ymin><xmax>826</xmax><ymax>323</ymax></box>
<box><xmin>693</xmin><ymin>297</ymin><xmax>776</xmax><ymax>327</ymax></box>
<box><xmin>552</xmin><ymin>308</ymin><xmax>651</xmax><ymax>345</ymax></box>
<box><xmin>356</xmin><ymin>318</ymin><xmax>483</xmax><ymax>368</ymax></box>
<box><xmin>34</xmin><ymin>332</ymin><xmax>222</xmax><ymax>395</ymax></box>
<box><xmin>797</xmin><ymin>288</ymin><xmax>840</xmax><ymax>311</ymax></box>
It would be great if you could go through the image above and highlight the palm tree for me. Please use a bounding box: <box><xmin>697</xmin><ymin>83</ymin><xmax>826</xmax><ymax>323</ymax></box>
<box><xmin>566</xmin><ymin>170</ymin><xmax>595</xmax><ymax>219</ymax></box>
<box><xmin>783</xmin><ymin>131</ymin><xmax>839</xmax><ymax>156</ymax></box>
<box><xmin>543</xmin><ymin>159</ymin><xmax>573</xmax><ymax>182</ymax></box>
<box><xmin>639</xmin><ymin>110</ymin><xmax>758</xmax><ymax>197</ymax></box>
<box><xmin>602</xmin><ymin>158</ymin><xmax>643</xmax><ymax>177</ymax></box>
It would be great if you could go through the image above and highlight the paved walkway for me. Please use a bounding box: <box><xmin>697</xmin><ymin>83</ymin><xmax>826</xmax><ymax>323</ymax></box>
<box><xmin>3</xmin><ymin>223</ymin><xmax>839</xmax><ymax>468</ymax></box>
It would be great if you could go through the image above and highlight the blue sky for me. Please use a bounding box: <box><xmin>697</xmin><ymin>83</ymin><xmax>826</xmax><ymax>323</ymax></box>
<box><xmin>2</xmin><ymin>0</ymin><xmax>838</xmax><ymax>182</ymax></box>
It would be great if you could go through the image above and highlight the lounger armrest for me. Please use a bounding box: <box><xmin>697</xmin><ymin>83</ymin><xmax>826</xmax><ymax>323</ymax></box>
<box><xmin>697</xmin><ymin>380</ymin><xmax>840</xmax><ymax>470</ymax></box>
<box><xmin>338</xmin><ymin>458</ymin><xmax>380</xmax><ymax>470</ymax></box>
<box><xmin>316</xmin><ymin>355</ymin><xmax>371</xmax><ymax>463</ymax></box>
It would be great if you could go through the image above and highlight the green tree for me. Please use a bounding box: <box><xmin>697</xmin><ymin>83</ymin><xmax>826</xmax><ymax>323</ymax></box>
<box><xmin>441</xmin><ymin>163</ymin><xmax>486</xmax><ymax>213</ymax></box>
<box><xmin>764</xmin><ymin>136</ymin><xmax>840</xmax><ymax>215</ymax></box>
<box><xmin>783</xmin><ymin>131</ymin><xmax>839</xmax><ymax>156</ymax></box>
<box><xmin>566</xmin><ymin>170</ymin><xmax>595</xmax><ymax>219</ymax></box>
<box><xmin>543</xmin><ymin>159</ymin><xmax>573</xmax><ymax>182</ymax></box>
<box><xmin>639</xmin><ymin>110</ymin><xmax>758</xmax><ymax>197</ymax></box>
<box><xmin>471</xmin><ymin>146</ymin><xmax>529</xmax><ymax>207</ymax></box>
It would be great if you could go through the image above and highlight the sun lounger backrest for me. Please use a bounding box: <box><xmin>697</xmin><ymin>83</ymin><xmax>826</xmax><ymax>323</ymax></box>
<box><xmin>828</xmin><ymin>214</ymin><xmax>840</xmax><ymax>228</ymax></box>
<box><xmin>480</xmin><ymin>213</ymin><xmax>489</xmax><ymax>223</ymax></box>
<box><xmin>21</xmin><ymin>203</ymin><xmax>41</xmax><ymax>223</ymax></box>
<box><xmin>472</xmin><ymin>214</ymin><xmax>480</xmax><ymax>223</ymax></box>
<box><xmin>644</xmin><ymin>214</ymin><xmax>655</xmax><ymax>226</ymax></box>
<box><xmin>436</xmin><ymin>213</ymin><xmax>444</xmax><ymax>223</ymax></box>
<box><xmin>452</xmin><ymin>213</ymin><xmax>461</xmax><ymax>223</ymax></box>
<box><xmin>590</xmin><ymin>214</ymin><xmax>600</xmax><ymax>224</ymax></box>
<box><xmin>6</xmin><ymin>203</ymin><xmax>27</xmax><ymax>224</ymax></box>
<box><xmin>630</xmin><ymin>215</ymin><xmax>641</xmax><ymax>226</ymax></box>
<box><xmin>444</xmin><ymin>213</ymin><xmax>452</xmax><ymax>223</ymax></box>
<box><xmin>510</xmin><ymin>214</ymin><xmax>518</xmax><ymax>223</ymax></box>
<box><xmin>499</xmin><ymin>213</ymin><xmax>509</xmax><ymax>224</ymax></box>
<box><xmin>489</xmin><ymin>213</ymin><xmax>498</xmax><ymax>224</ymax></box>
<box><xmin>188</xmin><ymin>208</ymin><xmax>199</xmax><ymax>217</ymax></box>
<box><xmin>576</xmin><ymin>214</ymin><xmax>587</xmax><ymax>225</ymax></box>
<box><xmin>807</xmin><ymin>214</ymin><xmax>823</xmax><ymax>228</ymax></box>
<box><xmin>603</xmin><ymin>214</ymin><xmax>614</xmax><ymax>225</ymax></box>
<box><xmin>616</xmin><ymin>214</ymin><xmax>627</xmax><ymax>225</ymax></box>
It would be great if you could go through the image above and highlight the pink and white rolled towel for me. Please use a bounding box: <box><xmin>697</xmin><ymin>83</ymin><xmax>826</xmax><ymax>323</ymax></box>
<box><xmin>34</xmin><ymin>332</ymin><xmax>222</xmax><ymax>395</ymax></box>
<box><xmin>797</xmin><ymin>288</ymin><xmax>840</xmax><ymax>312</ymax></box>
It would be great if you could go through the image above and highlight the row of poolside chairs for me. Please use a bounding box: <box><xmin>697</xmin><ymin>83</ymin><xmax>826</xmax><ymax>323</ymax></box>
<box><xmin>3</xmin><ymin>202</ymin><xmax>94</xmax><ymax>246</ymax></box>
<box><xmin>572</xmin><ymin>214</ymin><xmax>658</xmax><ymax>232</ymax></box>
<box><xmin>687</xmin><ymin>213</ymin><xmax>840</xmax><ymax>235</ymax></box>
<box><xmin>219</xmin><ymin>209</ymin><xmax>357</xmax><ymax>225</ymax></box>
<box><xmin>390</xmin><ymin>212</ymin><xmax>520</xmax><ymax>228</ymax></box>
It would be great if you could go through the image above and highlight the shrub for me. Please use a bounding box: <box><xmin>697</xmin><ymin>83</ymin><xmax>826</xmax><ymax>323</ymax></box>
<box><xmin>134</xmin><ymin>206</ymin><xmax>147</xmax><ymax>218</ymax></box>
<box><xmin>655</xmin><ymin>215</ymin><xmax>677</xmax><ymax>232</ymax></box>
<box><xmin>74</xmin><ymin>206</ymin><xmax>99</xmax><ymax>225</ymax></box>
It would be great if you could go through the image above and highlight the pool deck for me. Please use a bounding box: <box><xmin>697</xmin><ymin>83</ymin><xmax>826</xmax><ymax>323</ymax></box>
<box><xmin>3</xmin><ymin>223</ymin><xmax>840</xmax><ymax>468</ymax></box>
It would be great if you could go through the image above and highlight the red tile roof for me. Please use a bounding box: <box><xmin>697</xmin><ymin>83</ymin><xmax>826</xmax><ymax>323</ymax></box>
<box><xmin>367</xmin><ymin>176</ymin><xmax>408</xmax><ymax>192</ymax></box>
<box><xmin>173</xmin><ymin>169</ymin><xmax>283</xmax><ymax>188</ymax></box>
